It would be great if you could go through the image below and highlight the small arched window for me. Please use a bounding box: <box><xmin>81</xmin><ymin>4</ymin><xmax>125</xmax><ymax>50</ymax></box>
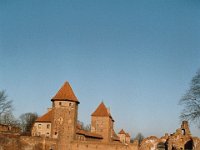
<box><xmin>47</xmin><ymin>124</ymin><xmax>50</xmax><ymax>129</ymax></box>
<box><xmin>182</xmin><ymin>129</ymin><xmax>186</xmax><ymax>135</ymax></box>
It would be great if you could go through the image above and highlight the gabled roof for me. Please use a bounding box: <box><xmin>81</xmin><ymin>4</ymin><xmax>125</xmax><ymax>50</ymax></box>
<box><xmin>51</xmin><ymin>81</ymin><xmax>79</xmax><ymax>103</ymax></box>
<box><xmin>118</xmin><ymin>129</ymin><xmax>126</xmax><ymax>134</ymax></box>
<box><xmin>35</xmin><ymin>110</ymin><xmax>52</xmax><ymax>122</ymax></box>
<box><xmin>112</xmin><ymin>130</ymin><xmax>120</xmax><ymax>141</ymax></box>
<box><xmin>126</xmin><ymin>133</ymin><xmax>130</xmax><ymax>137</ymax></box>
<box><xmin>91</xmin><ymin>102</ymin><xmax>110</xmax><ymax>117</ymax></box>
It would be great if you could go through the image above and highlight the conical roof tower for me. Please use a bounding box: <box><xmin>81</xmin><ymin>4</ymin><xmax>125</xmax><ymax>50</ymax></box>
<box><xmin>51</xmin><ymin>81</ymin><xmax>79</xmax><ymax>103</ymax></box>
<box><xmin>91</xmin><ymin>102</ymin><xmax>110</xmax><ymax>117</ymax></box>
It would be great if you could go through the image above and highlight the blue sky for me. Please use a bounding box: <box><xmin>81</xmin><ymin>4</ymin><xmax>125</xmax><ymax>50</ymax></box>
<box><xmin>0</xmin><ymin>0</ymin><xmax>200</xmax><ymax>137</ymax></box>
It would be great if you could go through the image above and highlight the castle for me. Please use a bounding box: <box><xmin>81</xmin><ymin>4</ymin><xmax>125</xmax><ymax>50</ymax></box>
<box><xmin>31</xmin><ymin>81</ymin><xmax>134</xmax><ymax>150</ymax></box>
<box><xmin>1</xmin><ymin>81</ymin><xmax>200</xmax><ymax>150</ymax></box>
<box><xmin>140</xmin><ymin>121</ymin><xmax>200</xmax><ymax>150</ymax></box>
<box><xmin>30</xmin><ymin>81</ymin><xmax>200</xmax><ymax>150</ymax></box>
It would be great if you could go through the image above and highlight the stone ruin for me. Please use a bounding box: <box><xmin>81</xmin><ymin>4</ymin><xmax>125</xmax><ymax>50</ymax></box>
<box><xmin>140</xmin><ymin>121</ymin><xmax>200</xmax><ymax>150</ymax></box>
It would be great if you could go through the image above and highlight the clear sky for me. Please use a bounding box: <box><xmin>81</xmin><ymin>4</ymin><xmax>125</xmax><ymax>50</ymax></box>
<box><xmin>1</xmin><ymin>0</ymin><xmax>200</xmax><ymax>138</ymax></box>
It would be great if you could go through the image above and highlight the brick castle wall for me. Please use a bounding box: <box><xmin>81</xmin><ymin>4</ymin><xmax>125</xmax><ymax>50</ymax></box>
<box><xmin>0</xmin><ymin>135</ymin><xmax>138</xmax><ymax>150</ymax></box>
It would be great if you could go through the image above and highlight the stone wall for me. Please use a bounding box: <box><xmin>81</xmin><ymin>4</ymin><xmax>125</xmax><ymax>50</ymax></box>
<box><xmin>32</xmin><ymin>122</ymin><xmax>51</xmax><ymax>137</ymax></box>
<box><xmin>0</xmin><ymin>134</ymin><xmax>138</xmax><ymax>150</ymax></box>
<box><xmin>0</xmin><ymin>124</ymin><xmax>21</xmax><ymax>133</ymax></box>
<box><xmin>20</xmin><ymin>136</ymin><xmax>57</xmax><ymax>150</ymax></box>
<box><xmin>91</xmin><ymin>116</ymin><xmax>112</xmax><ymax>142</ymax></box>
<box><xmin>0</xmin><ymin>135</ymin><xmax>57</xmax><ymax>150</ymax></box>
<box><xmin>71</xmin><ymin>141</ymin><xmax>138</xmax><ymax>150</ymax></box>
<box><xmin>0</xmin><ymin>134</ymin><xmax>20</xmax><ymax>150</ymax></box>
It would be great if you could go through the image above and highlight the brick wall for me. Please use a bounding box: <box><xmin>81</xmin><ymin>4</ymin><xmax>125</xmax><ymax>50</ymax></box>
<box><xmin>0</xmin><ymin>134</ymin><xmax>138</xmax><ymax>150</ymax></box>
<box><xmin>0</xmin><ymin>135</ymin><xmax>57</xmax><ymax>150</ymax></box>
<box><xmin>71</xmin><ymin>141</ymin><xmax>138</xmax><ymax>150</ymax></box>
<box><xmin>91</xmin><ymin>116</ymin><xmax>112</xmax><ymax>142</ymax></box>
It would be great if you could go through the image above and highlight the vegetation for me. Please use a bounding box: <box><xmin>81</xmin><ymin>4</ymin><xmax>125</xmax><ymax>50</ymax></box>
<box><xmin>19</xmin><ymin>112</ymin><xmax>38</xmax><ymax>134</ymax></box>
<box><xmin>133</xmin><ymin>132</ymin><xmax>144</xmax><ymax>145</ymax></box>
<box><xmin>77</xmin><ymin>120</ymin><xmax>91</xmax><ymax>131</ymax></box>
<box><xmin>0</xmin><ymin>111</ymin><xmax>19</xmax><ymax>126</ymax></box>
<box><xmin>179</xmin><ymin>70</ymin><xmax>200</xmax><ymax>126</ymax></box>
<box><xmin>0</xmin><ymin>90</ymin><xmax>38</xmax><ymax>134</ymax></box>
<box><xmin>0</xmin><ymin>90</ymin><xmax>16</xmax><ymax>125</ymax></box>
<box><xmin>0</xmin><ymin>90</ymin><xmax>13</xmax><ymax>118</ymax></box>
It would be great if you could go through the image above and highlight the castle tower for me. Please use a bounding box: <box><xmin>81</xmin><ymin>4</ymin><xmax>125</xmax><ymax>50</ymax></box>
<box><xmin>181</xmin><ymin>121</ymin><xmax>191</xmax><ymax>136</ymax></box>
<box><xmin>51</xmin><ymin>82</ymin><xmax>79</xmax><ymax>150</ymax></box>
<box><xmin>118</xmin><ymin>129</ymin><xmax>126</xmax><ymax>143</ymax></box>
<box><xmin>91</xmin><ymin>102</ymin><xmax>114</xmax><ymax>143</ymax></box>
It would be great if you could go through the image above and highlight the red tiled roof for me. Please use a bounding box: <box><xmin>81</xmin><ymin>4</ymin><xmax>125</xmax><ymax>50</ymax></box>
<box><xmin>118</xmin><ymin>129</ymin><xmax>126</xmax><ymax>134</ymax></box>
<box><xmin>76</xmin><ymin>129</ymin><xmax>103</xmax><ymax>139</ymax></box>
<box><xmin>91</xmin><ymin>102</ymin><xmax>110</xmax><ymax>117</ymax></box>
<box><xmin>35</xmin><ymin>110</ymin><xmax>52</xmax><ymax>122</ymax></box>
<box><xmin>51</xmin><ymin>82</ymin><xmax>79</xmax><ymax>103</ymax></box>
<box><xmin>112</xmin><ymin>130</ymin><xmax>120</xmax><ymax>141</ymax></box>
<box><xmin>126</xmin><ymin>133</ymin><xmax>130</xmax><ymax>137</ymax></box>
<box><xmin>112</xmin><ymin>135</ymin><xmax>120</xmax><ymax>141</ymax></box>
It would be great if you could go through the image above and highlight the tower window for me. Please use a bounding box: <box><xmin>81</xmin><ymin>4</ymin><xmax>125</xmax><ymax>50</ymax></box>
<box><xmin>38</xmin><ymin>124</ymin><xmax>41</xmax><ymax>129</ymax></box>
<box><xmin>69</xmin><ymin>103</ymin><xmax>72</xmax><ymax>106</ymax></box>
<box><xmin>55</xmin><ymin>132</ymin><xmax>57</xmax><ymax>135</ymax></box>
<box><xmin>59</xmin><ymin>102</ymin><xmax>62</xmax><ymax>106</ymax></box>
<box><xmin>47</xmin><ymin>124</ymin><xmax>50</xmax><ymax>129</ymax></box>
<box><xmin>182</xmin><ymin>129</ymin><xmax>186</xmax><ymax>135</ymax></box>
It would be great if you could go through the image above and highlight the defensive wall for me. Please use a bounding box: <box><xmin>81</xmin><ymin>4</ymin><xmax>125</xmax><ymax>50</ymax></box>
<box><xmin>71</xmin><ymin>141</ymin><xmax>138</xmax><ymax>150</ymax></box>
<box><xmin>0</xmin><ymin>134</ymin><xmax>138</xmax><ymax>150</ymax></box>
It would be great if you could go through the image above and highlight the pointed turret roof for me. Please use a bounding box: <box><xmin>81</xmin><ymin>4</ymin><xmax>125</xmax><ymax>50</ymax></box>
<box><xmin>51</xmin><ymin>81</ymin><xmax>79</xmax><ymax>103</ymax></box>
<box><xmin>91</xmin><ymin>102</ymin><xmax>110</xmax><ymax>117</ymax></box>
<box><xmin>118</xmin><ymin>129</ymin><xmax>126</xmax><ymax>134</ymax></box>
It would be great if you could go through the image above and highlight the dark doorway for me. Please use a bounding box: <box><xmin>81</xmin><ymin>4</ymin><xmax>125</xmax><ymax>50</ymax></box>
<box><xmin>157</xmin><ymin>142</ymin><xmax>167</xmax><ymax>150</ymax></box>
<box><xmin>184</xmin><ymin>140</ymin><xmax>193</xmax><ymax>150</ymax></box>
<box><xmin>182</xmin><ymin>129</ymin><xmax>186</xmax><ymax>135</ymax></box>
<box><xmin>172</xmin><ymin>147</ymin><xmax>177</xmax><ymax>150</ymax></box>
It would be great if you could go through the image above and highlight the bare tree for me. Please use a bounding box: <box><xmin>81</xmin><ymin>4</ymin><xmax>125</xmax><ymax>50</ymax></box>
<box><xmin>179</xmin><ymin>70</ymin><xmax>200</xmax><ymax>126</ymax></box>
<box><xmin>0</xmin><ymin>90</ymin><xmax>13</xmax><ymax>123</ymax></box>
<box><xmin>19</xmin><ymin>112</ymin><xmax>38</xmax><ymax>134</ymax></box>
<box><xmin>0</xmin><ymin>111</ymin><xmax>19</xmax><ymax>126</ymax></box>
<box><xmin>77</xmin><ymin>120</ymin><xmax>91</xmax><ymax>131</ymax></box>
<box><xmin>82</xmin><ymin>124</ymin><xmax>91</xmax><ymax>131</ymax></box>
<box><xmin>134</xmin><ymin>132</ymin><xmax>144</xmax><ymax>145</ymax></box>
